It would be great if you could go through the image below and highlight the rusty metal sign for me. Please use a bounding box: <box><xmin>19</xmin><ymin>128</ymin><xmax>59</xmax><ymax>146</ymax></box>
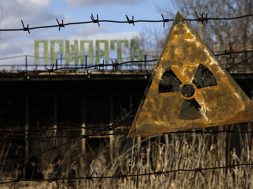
<box><xmin>128</xmin><ymin>12</ymin><xmax>253</xmax><ymax>137</ymax></box>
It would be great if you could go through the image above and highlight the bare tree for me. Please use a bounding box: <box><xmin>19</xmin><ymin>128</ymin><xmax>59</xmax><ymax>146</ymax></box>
<box><xmin>169</xmin><ymin>0</ymin><xmax>253</xmax><ymax>50</ymax></box>
<box><xmin>139</xmin><ymin>0</ymin><xmax>253</xmax><ymax>70</ymax></box>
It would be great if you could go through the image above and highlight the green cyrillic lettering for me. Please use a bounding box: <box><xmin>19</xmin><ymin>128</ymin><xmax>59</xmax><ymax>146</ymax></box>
<box><xmin>34</xmin><ymin>40</ymin><xmax>48</xmax><ymax>65</ymax></box>
<box><xmin>80</xmin><ymin>40</ymin><xmax>94</xmax><ymax>65</ymax></box>
<box><xmin>50</xmin><ymin>40</ymin><xmax>64</xmax><ymax>65</ymax></box>
<box><xmin>96</xmin><ymin>40</ymin><xmax>109</xmax><ymax>64</ymax></box>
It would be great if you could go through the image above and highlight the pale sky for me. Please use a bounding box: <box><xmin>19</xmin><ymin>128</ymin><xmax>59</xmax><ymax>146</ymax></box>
<box><xmin>0</xmin><ymin>0</ymin><xmax>179</xmax><ymax>70</ymax></box>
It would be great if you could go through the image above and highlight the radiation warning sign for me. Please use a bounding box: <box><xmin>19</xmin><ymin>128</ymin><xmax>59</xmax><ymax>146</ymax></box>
<box><xmin>128</xmin><ymin>12</ymin><xmax>253</xmax><ymax>137</ymax></box>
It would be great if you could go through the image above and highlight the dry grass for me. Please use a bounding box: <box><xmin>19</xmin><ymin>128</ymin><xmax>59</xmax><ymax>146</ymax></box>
<box><xmin>0</xmin><ymin>125</ymin><xmax>253</xmax><ymax>189</ymax></box>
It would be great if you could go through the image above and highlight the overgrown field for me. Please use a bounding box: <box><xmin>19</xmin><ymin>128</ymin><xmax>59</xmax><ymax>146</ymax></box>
<box><xmin>0</xmin><ymin>124</ymin><xmax>253</xmax><ymax>189</ymax></box>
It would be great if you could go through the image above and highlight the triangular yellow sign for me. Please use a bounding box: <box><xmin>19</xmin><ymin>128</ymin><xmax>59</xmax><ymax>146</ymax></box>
<box><xmin>128</xmin><ymin>12</ymin><xmax>253</xmax><ymax>137</ymax></box>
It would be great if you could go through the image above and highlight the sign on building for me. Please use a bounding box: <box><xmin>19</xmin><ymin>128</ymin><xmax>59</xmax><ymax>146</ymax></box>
<box><xmin>34</xmin><ymin>39</ymin><xmax>143</xmax><ymax>65</ymax></box>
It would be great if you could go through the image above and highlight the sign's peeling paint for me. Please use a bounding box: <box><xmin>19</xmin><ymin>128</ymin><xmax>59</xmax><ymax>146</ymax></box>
<box><xmin>128</xmin><ymin>12</ymin><xmax>253</xmax><ymax>137</ymax></box>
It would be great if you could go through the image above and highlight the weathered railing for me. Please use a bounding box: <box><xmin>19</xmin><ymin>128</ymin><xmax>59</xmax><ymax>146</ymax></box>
<box><xmin>0</xmin><ymin>55</ymin><xmax>252</xmax><ymax>74</ymax></box>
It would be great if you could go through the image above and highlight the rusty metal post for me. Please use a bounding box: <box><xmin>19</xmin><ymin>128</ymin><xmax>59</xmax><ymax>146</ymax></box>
<box><xmin>25</xmin><ymin>96</ymin><xmax>29</xmax><ymax>161</ymax></box>
<box><xmin>25</xmin><ymin>55</ymin><xmax>28</xmax><ymax>72</ymax></box>
<box><xmin>109</xmin><ymin>97</ymin><xmax>114</xmax><ymax>162</ymax></box>
<box><xmin>225</xmin><ymin>125</ymin><xmax>232</xmax><ymax>172</ymax></box>
<box><xmin>79</xmin><ymin>96</ymin><xmax>86</xmax><ymax>172</ymax></box>
<box><xmin>53</xmin><ymin>96</ymin><xmax>58</xmax><ymax>147</ymax></box>
<box><xmin>81</xmin><ymin>96</ymin><xmax>86</xmax><ymax>157</ymax></box>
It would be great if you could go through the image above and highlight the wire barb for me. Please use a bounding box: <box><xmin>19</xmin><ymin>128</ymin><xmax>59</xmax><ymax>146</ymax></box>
<box><xmin>241</xmin><ymin>57</ymin><xmax>248</xmax><ymax>63</ymax></box>
<box><xmin>86</xmin><ymin>174</ymin><xmax>93</xmax><ymax>182</ymax></box>
<box><xmin>56</xmin><ymin>18</ymin><xmax>65</xmax><ymax>31</ymax></box>
<box><xmin>119</xmin><ymin>172</ymin><xmax>127</xmax><ymax>180</ymax></box>
<box><xmin>90</xmin><ymin>14</ymin><xmax>100</xmax><ymax>27</ymax></box>
<box><xmin>195</xmin><ymin>129</ymin><xmax>204</xmax><ymax>134</ymax></box>
<box><xmin>111</xmin><ymin>59</ymin><xmax>119</xmax><ymax>66</ymax></box>
<box><xmin>126</xmin><ymin>15</ymin><xmax>135</xmax><ymax>26</ymax></box>
<box><xmin>195</xmin><ymin>11</ymin><xmax>208</xmax><ymax>24</ymax></box>
<box><xmin>161</xmin><ymin>14</ymin><xmax>169</xmax><ymax>27</ymax></box>
<box><xmin>21</xmin><ymin>20</ymin><xmax>30</xmax><ymax>34</ymax></box>
<box><xmin>194</xmin><ymin>167</ymin><xmax>205</xmax><ymax>177</ymax></box>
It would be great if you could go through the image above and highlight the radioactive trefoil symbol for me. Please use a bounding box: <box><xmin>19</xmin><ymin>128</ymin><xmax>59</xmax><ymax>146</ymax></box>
<box><xmin>158</xmin><ymin>64</ymin><xmax>217</xmax><ymax>120</ymax></box>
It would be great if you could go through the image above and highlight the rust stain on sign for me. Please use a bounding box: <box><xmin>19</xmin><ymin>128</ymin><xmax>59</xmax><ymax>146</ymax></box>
<box><xmin>128</xmin><ymin>12</ymin><xmax>253</xmax><ymax>137</ymax></box>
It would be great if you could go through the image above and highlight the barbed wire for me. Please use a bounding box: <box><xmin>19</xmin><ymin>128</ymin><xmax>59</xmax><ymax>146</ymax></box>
<box><xmin>0</xmin><ymin>123</ymin><xmax>252</xmax><ymax>165</ymax></box>
<box><xmin>37</xmin><ymin>111</ymin><xmax>134</xmax><ymax>154</ymax></box>
<box><xmin>23</xmin><ymin>55</ymin><xmax>253</xmax><ymax>74</ymax></box>
<box><xmin>1</xmin><ymin>124</ymin><xmax>253</xmax><ymax>140</ymax></box>
<box><xmin>226</xmin><ymin>56</ymin><xmax>253</xmax><ymax>70</ymax></box>
<box><xmin>0</xmin><ymin>112</ymin><xmax>134</xmax><ymax>134</ymax></box>
<box><xmin>1</xmin><ymin>13</ymin><xmax>253</xmax><ymax>33</ymax></box>
<box><xmin>0</xmin><ymin>48</ymin><xmax>253</xmax><ymax>62</ymax></box>
<box><xmin>0</xmin><ymin>49</ymin><xmax>252</xmax><ymax>75</ymax></box>
<box><xmin>0</xmin><ymin>124</ymin><xmax>252</xmax><ymax>160</ymax></box>
<box><xmin>0</xmin><ymin>55</ymin><xmax>247</xmax><ymax>75</ymax></box>
<box><xmin>214</xmin><ymin>49</ymin><xmax>253</xmax><ymax>56</ymax></box>
<box><xmin>0</xmin><ymin>132</ymin><xmax>129</xmax><ymax>140</ymax></box>
<box><xmin>0</xmin><ymin>163</ymin><xmax>252</xmax><ymax>185</ymax></box>
<box><xmin>0</xmin><ymin>122</ymin><xmax>252</xmax><ymax>176</ymax></box>
<box><xmin>0</xmin><ymin>164</ymin><xmax>12</xmax><ymax>168</ymax></box>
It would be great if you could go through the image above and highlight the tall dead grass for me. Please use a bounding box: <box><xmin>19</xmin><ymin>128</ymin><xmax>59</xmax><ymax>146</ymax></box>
<box><xmin>0</xmin><ymin>125</ymin><xmax>253</xmax><ymax>189</ymax></box>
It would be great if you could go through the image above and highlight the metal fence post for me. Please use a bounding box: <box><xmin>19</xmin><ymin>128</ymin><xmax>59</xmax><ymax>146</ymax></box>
<box><xmin>25</xmin><ymin>55</ymin><xmax>28</xmax><ymax>72</ymax></box>
<box><xmin>55</xmin><ymin>58</ymin><xmax>58</xmax><ymax>69</ymax></box>
<box><xmin>85</xmin><ymin>55</ymin><xmax>88</xmax><ymax>69</ymax></box>
<box><xmin>144</xmin><ymin>54</ymin><xmax>147</xmax><ymax>72</ymax></box>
